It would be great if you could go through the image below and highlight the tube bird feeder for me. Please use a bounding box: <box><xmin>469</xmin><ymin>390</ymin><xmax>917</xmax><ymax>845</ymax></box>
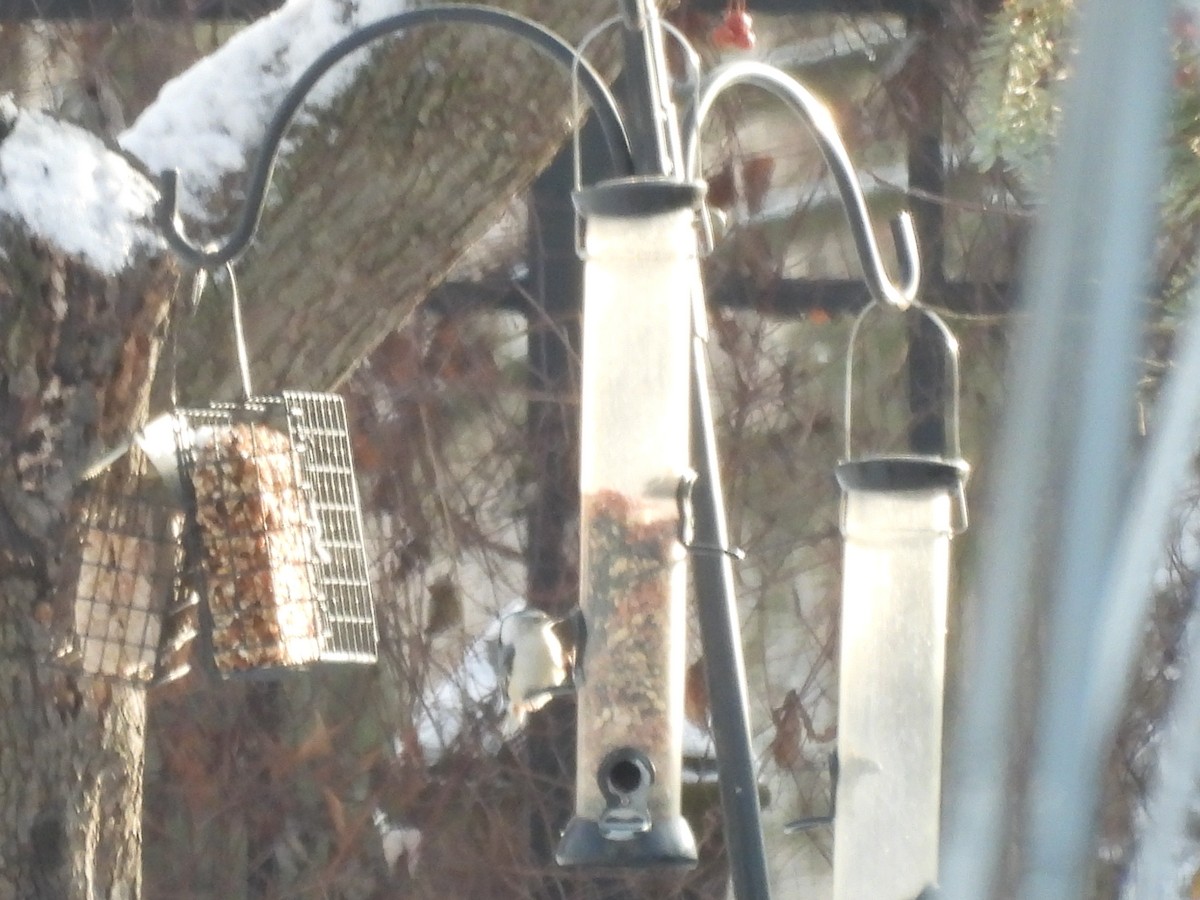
<box><xmin>556</xmin><ymin>175</ymin><xmax>705</xmax><ymax>868</ymax></box>
<box><xmin>832</xmin><ymin>302</ymin><xmax>968</xmax><ymax>900</ymax></box>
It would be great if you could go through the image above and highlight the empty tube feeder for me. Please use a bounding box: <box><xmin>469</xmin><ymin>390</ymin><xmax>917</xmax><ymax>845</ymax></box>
<box><xmin>832</xmin><ymin>302</ymin><xmax>968</xmax><ymax>900</ymax></box>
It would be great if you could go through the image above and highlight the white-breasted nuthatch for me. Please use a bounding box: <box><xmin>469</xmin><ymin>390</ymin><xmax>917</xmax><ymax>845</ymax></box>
<box><xmin>494</xmin><ymin>607</ymin><xmax>570</xmax><ymax>736</ymax></box>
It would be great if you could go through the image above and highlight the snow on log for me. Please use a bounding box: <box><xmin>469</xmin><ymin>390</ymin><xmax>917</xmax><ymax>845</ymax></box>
<box><xmin>0</xmin><ymin>96</ymin><xmax>161</xmax><ymax>275</ymax></box>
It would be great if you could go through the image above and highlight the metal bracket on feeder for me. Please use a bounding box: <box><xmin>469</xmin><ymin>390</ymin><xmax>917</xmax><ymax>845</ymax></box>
<box><xmin>558</xmin><ymin>746</ymin><xmax>698</xmax><ymax>867</ymax></box>
<box><xmin>570</xmin><ymin>14</ymin><xmax>701</xmax><ymax>257</ymax></box>
<box><xmin>676</xmin><ymin>470</ymin><xmax>746</xmax><ymax>560</ymax></box>
<box><xmin>783</xmin><ymin>751</ymin><xmax>838</xmax><ymax>833</ymax></box>
<box><xmin>838</xmin><ymin>300</ymin><xmax>970</xmax><ymax>530</ymax></box>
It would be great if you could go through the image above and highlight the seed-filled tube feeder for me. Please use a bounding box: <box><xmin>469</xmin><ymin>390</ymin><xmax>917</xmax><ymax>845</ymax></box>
<box><xmin>832</xmin><ymin>303</ymin><xmax>968</xmax><ymax>900</ymax></box>
<box><xmin>556</xmin><ymin>176</ymin><xmax>704</xmax><ymax>869</ymax></box>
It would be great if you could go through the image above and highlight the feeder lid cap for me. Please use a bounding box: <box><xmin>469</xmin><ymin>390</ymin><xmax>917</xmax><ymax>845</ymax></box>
<box><xmin>574</xmin><ymin>176</ymin><xmax>706</xmax><ymax>219</ymax></box>
<box><xmin>836</xmin><ymin>454</ymin><xmax>969</xmax><ymax>493</ymax></box>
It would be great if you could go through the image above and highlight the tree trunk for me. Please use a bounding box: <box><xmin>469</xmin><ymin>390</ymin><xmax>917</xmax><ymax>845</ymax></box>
<box><xmin>0</xmin><ymin>222</ymin><xmax>177</xmax><ymax>897</ymax></box>
<box><xmin>163</xmin><ymin>0</ymin><xmax>625</xmax><ymax>401</ymax></box>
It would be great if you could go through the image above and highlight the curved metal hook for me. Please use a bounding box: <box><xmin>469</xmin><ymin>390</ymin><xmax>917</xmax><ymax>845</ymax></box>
<box><xmin>684</xmin><ymin>61</ymin><xmax>920</xmax><ymax>310</ymax></box>
<box><xmin>158</xmin><ymin>4</ymin><xmax>635</xmax><ymax>270</ymax></box>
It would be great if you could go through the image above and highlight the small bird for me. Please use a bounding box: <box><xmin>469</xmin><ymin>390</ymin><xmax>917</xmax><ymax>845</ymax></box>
<box><xmin>495</xmin><ymin>607</ymin><xmax>570</xmax><ymax>736</ymax></box>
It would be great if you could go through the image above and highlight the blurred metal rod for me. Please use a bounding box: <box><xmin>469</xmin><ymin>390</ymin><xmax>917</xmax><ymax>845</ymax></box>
<box><xmin>1098</xmin><ymin>296</ymin><xmax>1200</xmax><ymax>897</ymax></box>
<box><xmin>938</xmin><ymin>1</ymin><xmax>1171</xmax><ymax>897</ymax></box>
<box><xmin>1019</xmin><ymin>1</ymin><xmax>1171</xmax><ymax>895</ymax></box>
<box><xmin>1126</xmin><ymin>597</ymin><xmax>1200</xmax><ymax>898</ymax></box>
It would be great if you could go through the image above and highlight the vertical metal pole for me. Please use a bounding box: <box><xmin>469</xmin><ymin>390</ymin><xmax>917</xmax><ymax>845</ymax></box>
<box><xmin>617</xmin><ymin>0</ymin><xmax>683</xmax><ymax>177</ymax></box>
<box><xmin>690</xmin><ymin>296</ymin><xmax>775</xmax><ymax>900</ymax></box>
<box><xmin>902</xmin><ymin>4</ymin><xmax>947</xmax><ymax>456</ymax></box>
<box><xmin>614</xmin><ymin>2</ymin><xmax>772</xmax><ymax>896</ymax></box>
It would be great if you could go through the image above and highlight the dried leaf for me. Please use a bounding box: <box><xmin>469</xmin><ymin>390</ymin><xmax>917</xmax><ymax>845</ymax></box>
<box><xmin>294</xmin><ymin>712</ymin><xmax>337</xmax><ymax>765</ymax></box>
<box><xmin>425</xmin><ymin>575</ymin><xmax>462</xmax><ymax>636</ymax></box>
<box><xmin>769</xmin><ymin>689</ymin><xmax>804</xmax><ymax>770</ymax></box>
<box><xmin>322</xmin><ymin>786</ymin><xmax>348</xmax><ymax>847</ymax></box>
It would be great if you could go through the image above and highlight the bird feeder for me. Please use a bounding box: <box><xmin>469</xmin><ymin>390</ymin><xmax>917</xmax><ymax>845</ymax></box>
<box><xmin>170</xmin><ymin>267</ymin><xmax>378</xmax><ymax>679</ymax></box>
<box><xmin>173</xmin><ymin>392</ymin><xmax>377</xmax><ymax>677</ymax></box>
<box><xmin>52</xmin><ymin>426</ymin><xmax>195</xmax><ymax>686</ymax></box>
<box><xmin>832</xmin><ymin>302</ymin><xmax>968</xmax><ymax>900</ymax></box>
<box><xmin>556</xmin><ymin>176</ymin><xmax>704</xmax><ymax>868</ymax></box>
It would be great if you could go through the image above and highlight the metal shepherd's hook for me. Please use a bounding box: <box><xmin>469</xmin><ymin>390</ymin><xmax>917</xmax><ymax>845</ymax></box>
<box><xmin>684</xmin><ymin>60</ymin><xmax>921</xmax><ymax>310</ymax></box>
<box><xmin>156</xmin><ymin>5</ymin><xmax>635</xmax><ymax>270</ymax></box>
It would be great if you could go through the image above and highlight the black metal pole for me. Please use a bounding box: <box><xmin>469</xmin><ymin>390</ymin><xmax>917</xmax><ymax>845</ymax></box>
<box><xmin>690</xmin><ymin>320</ymin><xmax>775</xmax><ymax>900</ymax></box>
<box><xmin>902</xmin><ymin>6</ymin><xmax>948</xmax><ymax>456</ymax></box>
<box><xmin>616</xmin><ymin>0</ymin><xmax>683</xmax><ymax>177</ymax></box>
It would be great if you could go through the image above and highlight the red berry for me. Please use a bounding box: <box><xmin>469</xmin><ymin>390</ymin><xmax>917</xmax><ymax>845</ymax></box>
<box><xmin>715</xmin><ymin>10</ymin><xmax>755</xmax><ymax>50</ymax></box>
<box><xmin>711</xmin><ymin>22</ymin><xmax>735</xmax><ymax>47</ymax></box>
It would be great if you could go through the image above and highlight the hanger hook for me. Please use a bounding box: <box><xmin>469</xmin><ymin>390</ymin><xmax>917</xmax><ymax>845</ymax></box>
<box><xmin>685</xmin><ymin>60</ymin><xmax>920</xmax><ymax>309</ymax></box>
<box><xmin>155</xmin><ymin>4</ymin><xmax>635</xmax><ymax>270</ymax></box>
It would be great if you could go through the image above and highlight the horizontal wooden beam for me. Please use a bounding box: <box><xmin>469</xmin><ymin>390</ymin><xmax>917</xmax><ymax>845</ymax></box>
<box><xmin>713</xmin><ymin>275</ymin><xmax>1013</xmax><ymax>317</ymax></box>
<box><xmin>425</xmin><ymin>274</ymin><xmax>1013</xmax><ymax>318</ymax></box>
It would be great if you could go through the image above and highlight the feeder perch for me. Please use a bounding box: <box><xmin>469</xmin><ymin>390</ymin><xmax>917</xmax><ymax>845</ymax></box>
<box><xmin>556</xmin><ymin>175</ymin><xmax>704</xmax><ymax>869</ymax></box>
<box><xmin>55</xmin><ymin>429</ymin><xmax>195</xmax><ymax>686</ymax></box>
<box><xmin>832</xmin><ymin>302</ymin><xmax>968</xmax><ymax>900</ymax></box>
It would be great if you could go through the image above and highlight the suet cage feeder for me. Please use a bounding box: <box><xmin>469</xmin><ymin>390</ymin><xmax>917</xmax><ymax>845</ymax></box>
<box><xmin>59</xmin><ymin>267</ymin><xmax>379</xmax><ymax>683</ymax></box>
<box><xmin>53</xmin><ymin>424</ymin><xmax>196</xmax><ymax>686</ymax></box>
<box><xmin>832</xmin><ymin>301</ymin><xmax>968</xmax><ymax>900</ymax></box>
<box><xmin>173</xmin><ymin>390</ymin><xmax>378</xmax><ymax>678</ymax></box>
<box><xmin>556</xmin><ymin>175</ymin><xmax>704</xmax><ymax>869</ymax></box>
<box><xmin>168</xmin><ymin>267</ymin><xmax>376</xmax><ymax>678</ymax></box>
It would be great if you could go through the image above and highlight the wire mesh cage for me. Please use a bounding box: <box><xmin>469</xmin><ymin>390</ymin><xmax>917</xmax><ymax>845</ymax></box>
<box><xmin>174</xmin><ymin>390</ymin><xmax>378</xmax><ymax>678</ymax></box>
<box><xmin>54</xmin><ymin>444</ymin><xmax>197</xmax><ymax>686</ymax></box>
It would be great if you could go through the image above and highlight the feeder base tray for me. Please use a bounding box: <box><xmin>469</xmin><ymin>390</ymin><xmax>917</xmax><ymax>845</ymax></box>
<box><xmin>556</xmin><ymin>814</ymin><xmax>697</xmax><ymax>869</ymax></box>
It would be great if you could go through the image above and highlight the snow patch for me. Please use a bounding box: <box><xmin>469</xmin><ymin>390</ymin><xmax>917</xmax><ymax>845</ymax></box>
<box><xmin>407</xmin><ymin>599</ymin><xmax>519</xmax><ymax>764</ymax></box>
<box><xmin>0</xmin><ymin>97</ymin><xmax>160</xmax><ymax>275</ymax></box>
<box><xmin>120</xmin><ymin>0</ymin><xmax>411</xmax><ymax>220</ymax></box>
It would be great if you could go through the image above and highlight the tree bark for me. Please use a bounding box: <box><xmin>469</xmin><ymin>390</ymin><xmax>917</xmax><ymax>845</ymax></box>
<box><xmin>165</xmin><ymin>0</ymin><xmax>625</xmax><ymax>402</ymax></box>
<box><xmin>0</xmin><ymin>222</ymin><xmax>177</xmax><ymax>898</ymax></box>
